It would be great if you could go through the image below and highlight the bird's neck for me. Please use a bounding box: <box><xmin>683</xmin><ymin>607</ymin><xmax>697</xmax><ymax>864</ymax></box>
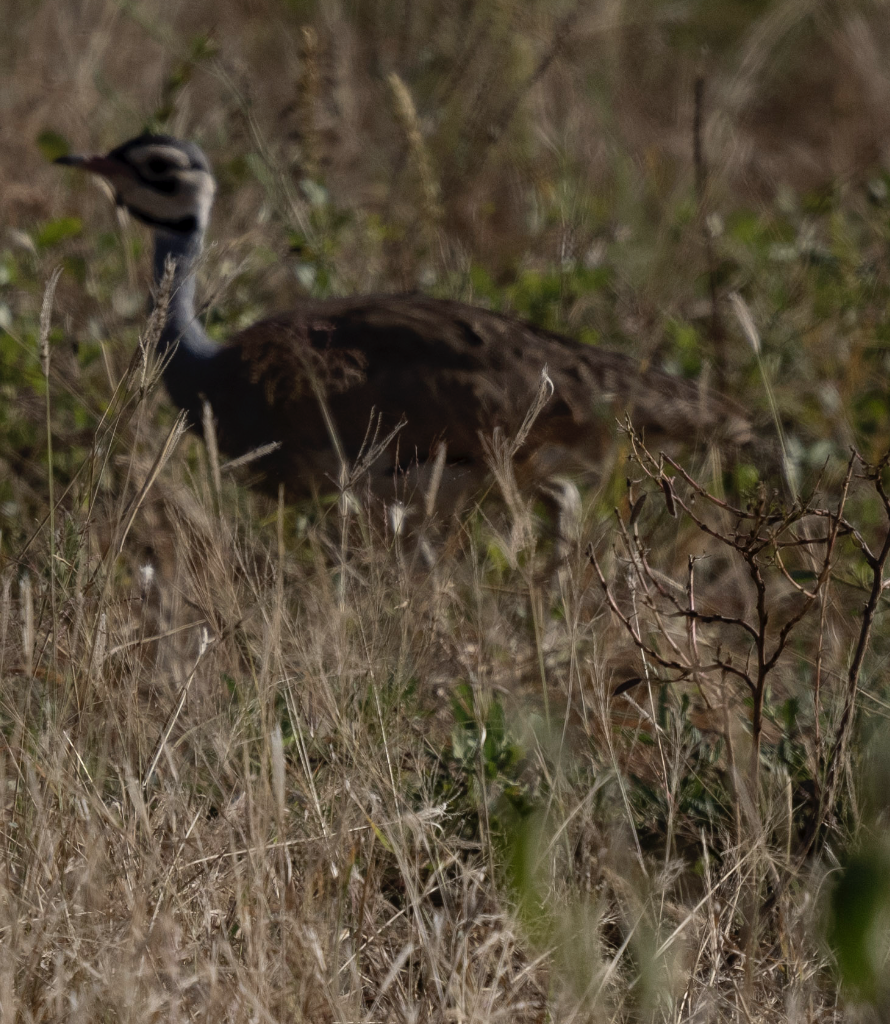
<box><xmin>152</xmin><ymin>228</ymin><xmax>221</xmax><ymax>360</ymax></box>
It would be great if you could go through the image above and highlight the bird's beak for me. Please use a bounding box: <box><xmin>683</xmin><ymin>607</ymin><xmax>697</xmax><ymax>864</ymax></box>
<box><xmin>55</xmin><ymin>153</ymin><xmax>130</xmax><ymax>181</ymax></box>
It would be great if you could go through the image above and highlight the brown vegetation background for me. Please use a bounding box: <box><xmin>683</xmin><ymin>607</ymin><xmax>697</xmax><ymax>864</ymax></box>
<box><xmin>7</xmin><ymin>1</ymin><xmax>890</xmax><ymax>271</ymax></box>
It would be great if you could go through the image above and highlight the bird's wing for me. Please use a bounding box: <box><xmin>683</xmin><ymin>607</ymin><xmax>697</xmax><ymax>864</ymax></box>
<box><xmin>230</xmin><ymin>293</ymin><xmax>752</xmax><ymax>470</ymax></box>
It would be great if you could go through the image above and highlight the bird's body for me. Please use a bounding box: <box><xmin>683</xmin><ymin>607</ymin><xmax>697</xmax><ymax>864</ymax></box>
<box><xmin>58</xmin><ymin>134</ymin><xmax>752</xmax><ymax>504</ymax></box>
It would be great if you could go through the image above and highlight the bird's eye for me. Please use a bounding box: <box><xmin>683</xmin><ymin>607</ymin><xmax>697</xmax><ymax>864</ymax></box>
<box><xmin>147</xmin><ymin>157</ymin><xmax>171</xmax><ymax>175</ymax></box>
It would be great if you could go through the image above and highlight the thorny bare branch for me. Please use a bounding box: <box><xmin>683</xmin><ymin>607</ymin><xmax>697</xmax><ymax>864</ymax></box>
<box><xmin>597</xmin><ymin>428</ymin><xmax>890</xmax><ymax>870</ymax></box>
<box><xmin>587</xmin><ymin>541</ymin><xmax>756</xmax><ymax>693</ymax></box>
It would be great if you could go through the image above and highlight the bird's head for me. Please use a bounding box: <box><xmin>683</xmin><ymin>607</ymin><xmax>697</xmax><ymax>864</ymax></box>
<box><xmin>56</xmin><ymin>134</ymin><xmax>216</xmax><ymax>235</ymax></box>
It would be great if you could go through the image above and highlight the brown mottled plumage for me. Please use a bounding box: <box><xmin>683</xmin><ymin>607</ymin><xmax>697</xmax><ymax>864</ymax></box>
<box><xmin>225</xmin><ymin>294</ymin><xmax>751</xmax><ymax>495</ymax></box>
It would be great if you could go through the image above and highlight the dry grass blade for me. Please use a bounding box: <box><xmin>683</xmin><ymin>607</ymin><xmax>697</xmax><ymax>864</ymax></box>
<box><xmin>298</xmin><ymin>25</ymin><xmax>320</xmax><ymax>179</ymax></box>
<box><xmin>729</xmin><ymin>291</ymin><xmax>795</xmax><ymax>496</ymax></box>
<box><xmin>348</xmin><ymin>412</ymin><xmax>407</xmax><ymax>486</ymax></box>
<box><xmin>512</xmin><ymin>366</ymin><xmax>555</xmax><ymax>456</ymax></box>
<box><xmin>116</xmin><ymin>410</ymin><xmax>189</xmax><ymax>555</ymax></box>
<box><xmin>388</xmin><ymin>71</ymin><xmax>442</xmax><ymax>230</ymax></box>
<box><xmin>142</xmin><ymin>627</ymin><xmax>212</xmax><ymax>788</ymax></box>
<box><xmin>38</xmin><ymin>266</ymin><xmax>62</xmax><ymax>379</ymax></box>
<box><xmin>480</xmin><ymin>366</ymin><xmax>554</xmax><ymax>550</ymax></box>
<box><xmin>220</xmin><ymin>441</ymin><xmax>283</xmax><ymax>473</ymax></box>
<box><xmin>20</xmin><ymin>572</ymin><xmax>33</xmax><ymax>678</ymax></box>
<box><xmin>424</xmin><ymin>441</ymin><xmax>448</xmax><ymax>519</ymax></box>
<box><xmin>140</xmin><ymin>255</ymin><xmax>177</xmax><ymax>391</ymax></box>
<box><xmin>202</xmin><ymin>398</ymin><xmax>223</xmax><ymax>502</ymax></box>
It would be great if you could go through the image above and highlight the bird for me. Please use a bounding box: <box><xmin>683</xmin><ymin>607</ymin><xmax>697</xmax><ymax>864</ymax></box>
<box><xmin>56</xmin><ymin>133</ymin><xmax>753</xmax><ymax>510</ymax></box>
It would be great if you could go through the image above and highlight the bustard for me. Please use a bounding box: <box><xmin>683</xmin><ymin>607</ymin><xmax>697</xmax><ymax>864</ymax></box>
<box><xmin>57</xmin><ymin>134</ymin><xmax>752</xmax><ymax>506</ymax></box>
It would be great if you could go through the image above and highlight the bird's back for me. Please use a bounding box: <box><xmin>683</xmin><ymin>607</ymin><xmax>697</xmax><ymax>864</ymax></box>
<box><xmin>212</xmin><ymin>292</ymin><xmax>752</xmax><ymax>498</ymax></box>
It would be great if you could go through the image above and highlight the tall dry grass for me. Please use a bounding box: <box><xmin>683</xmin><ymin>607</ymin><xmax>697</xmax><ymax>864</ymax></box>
<box><xmin>4</xmin><ymin>0</ymin><xmax>890</xmax><ymax>1020</ymax></box>
<box><xmin>0</xmin><ymin>272</ymin><xmax>864</xmax><ymax>1020</ymax></box>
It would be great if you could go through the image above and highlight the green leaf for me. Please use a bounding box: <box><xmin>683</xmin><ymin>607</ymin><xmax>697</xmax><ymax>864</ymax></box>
<box><xmin>450</xmin><ymin>682</ymin><xmax>475</xmax><ymax>729</ymax></box>
<box><xmin>37</xmin><ymin>130</ymin><xmax>70</xmax><ymax>163</ymax></box>
<box><xmin>35</xmin><ymin>217</ymin><xmax>82</xmax><ymax>249</ymax></box>
<box><xmin>828</xmin><ymin>846</ymin><xmax>890</xmax><ymax>1002</ymax></box>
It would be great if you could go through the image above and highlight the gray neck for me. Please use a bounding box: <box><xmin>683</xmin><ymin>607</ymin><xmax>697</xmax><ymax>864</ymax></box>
<box><xmin>152</xmin><ymin>228</ymin><xmax>221</xmax><ymax>360</ymax></box>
